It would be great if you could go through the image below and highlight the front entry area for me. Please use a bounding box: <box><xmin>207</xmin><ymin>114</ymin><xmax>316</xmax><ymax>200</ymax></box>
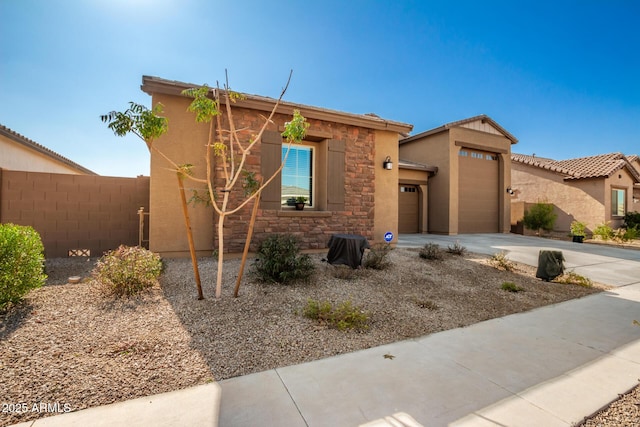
<box><xmin>398</xmin><ymin>184</ymin><xmax>419</xmax><ymax>233</ymax></box>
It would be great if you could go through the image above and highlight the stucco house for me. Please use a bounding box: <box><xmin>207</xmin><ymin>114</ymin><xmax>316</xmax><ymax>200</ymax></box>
<box><xmin>511</xmin><ymin>152</ymin><xmax>640</xmax><ymax>233</ymax></box>
<box><xmin>398</xmin><ymin>115</ymin><xmax>517</xmax><ymax>234</ymax></box>
<box><xmin>0</xmin><ymin>124</ymin><xmax>95</xmax><ymax>175</ymax></box>
<box><xmin>141</xmin><ymin>76</ymin><xmax>413</xmax><ymax>256</ymax></box>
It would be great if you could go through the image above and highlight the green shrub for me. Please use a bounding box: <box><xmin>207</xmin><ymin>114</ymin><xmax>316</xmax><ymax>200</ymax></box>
<box><xmin>0</xmin><ymin>224</ymin><xmax>46</xmax><ymax>310</ymax></box>
<box><xmin>522</xmin><ymin>202</ymin><xmax>557</xmax><ymax>234</ymax></box>
<box><xmin>93</xmin><ymin>245</ymin><xmax>162</xmax><ymax>297</ymax></box>
<box><xmin>419</xmin><ymin>243</ymin><xmax>442</xmax><ymax>260</ymax></box>
<box><xmin>624</xmin><ymin>211</ymin><xmax>640</xmax><ymax>230</ymax></box>
<box><xmin>446</xmin><ymin>241</ymin><xmax>467</xmax><ymax>255</ymax></box>
<box><xmin>570</xmin><ymin>221</ymin><xmax>587</xmax><ymax>237</ymax></box>
<box><xmin>554</xmin><ymin>271</ymin><xmax>593</xmax><ymax>288</ymax></box>
<box><xmin>593</xmin><ymin>222</ymin><xmax>614</xmax><ymax>241</ymax></box>
<box><xmin>489</xmin><ymin>251</ymin><xmax>515</xmax><ymax>271</ymax></box>
<box><xmin>614</xmin><ymin>226</ymin><xmax>639</xmax><ymax>242</ymax></box>
<box><xmin>501</xmin><ymin>282</ymin><xmax>523</xmax><ymax>292</ymax></box>
<box><xmin>303</xmin><ymin>298</ymin><xmax>369</xmax><ymax>331</ymax></box>
<box><xmin>363</xmin><ymin>243</ymin><xmax>393</xmax><ymax>270</ymax></box>
<box><xmin>252</xmin><ymin>234</ymin><xmax>315</xmax><ymax>284</ymax></box>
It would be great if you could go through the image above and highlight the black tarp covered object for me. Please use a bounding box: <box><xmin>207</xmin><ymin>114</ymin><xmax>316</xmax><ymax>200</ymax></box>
<box><xmin>535</xmin><ymin>250</ymin><xmax>565</xmax><ymax>281</ymax></box>
<box><xmin>327</xmin><ymin>234</ymin><xmax>371</xmax><ymax>269</ymax></box>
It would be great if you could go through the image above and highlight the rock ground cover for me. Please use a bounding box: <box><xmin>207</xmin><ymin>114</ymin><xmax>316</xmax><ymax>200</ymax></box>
<box><xmin>0</xmin><ymin>248</ymin><xmax>631</xmax><ymax>426</ymax></box>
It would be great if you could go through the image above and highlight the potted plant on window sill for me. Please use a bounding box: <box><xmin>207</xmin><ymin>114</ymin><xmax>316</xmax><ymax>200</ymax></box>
<box><xmin>570</xmin><ymin>220</ymin><xmax>587</xmax><ymax>243</ymax></box>
<box><xmin>295</xmin><ymin>196</ymin><xmax>307</xmax><ymax>211</ymax></box>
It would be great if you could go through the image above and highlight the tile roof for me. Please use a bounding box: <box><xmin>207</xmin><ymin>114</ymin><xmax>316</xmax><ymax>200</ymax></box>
<box><xmin>0</xmin><ymin>124</ymin><xmax>96</xmax><ymax>175</ymax></box>
<box><xmin>512</xmin><ymin>152</ymin><xmax>640</xmax><ymax>182</ymax></box>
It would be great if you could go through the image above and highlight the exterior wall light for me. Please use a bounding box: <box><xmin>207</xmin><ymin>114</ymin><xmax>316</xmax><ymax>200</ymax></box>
<box><xmin>506</xmin><ymin>187</ymin><xmax>515</xmax><ymax>195</ymax></box>
<box><xmin>383</xmin><ymin>156</ymin><xmax>393</xmax><ymax>170</ymax></box>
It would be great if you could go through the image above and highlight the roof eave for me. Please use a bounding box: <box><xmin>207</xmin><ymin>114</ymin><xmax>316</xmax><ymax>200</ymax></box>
<box><xmin>0</xmin><ymin>125</ymin><xmax>97</xmax><ymax>175</ymax></box>
<box><xmin>400</xmin><ymin>114</ymin><xmax>518</xmax><ymax>145</ymax></box>
<box><xmin>141</xmin><ymin>76</ymin><xmax>413</xmax><ymax>134</ymax></box>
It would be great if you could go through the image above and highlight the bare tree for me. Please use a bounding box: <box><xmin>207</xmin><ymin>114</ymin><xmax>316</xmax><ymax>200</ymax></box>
<box><xmin>101</xmin><ymin>104</ymin><xmax>204</xmax><ymax>299</ymax></box>
<box><xmin>181</xmin><ymin>71</ymin><xmax>309</xmax><ymax>298</ymax></box>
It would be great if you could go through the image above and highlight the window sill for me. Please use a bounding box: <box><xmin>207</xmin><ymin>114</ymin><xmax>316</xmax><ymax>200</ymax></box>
<box><xmin>277</xmin><ymin>210</ymin><xmax>332</xmax><ymax>218</ymax></box>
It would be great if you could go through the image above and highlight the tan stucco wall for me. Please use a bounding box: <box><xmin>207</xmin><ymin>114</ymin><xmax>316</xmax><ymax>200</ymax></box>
<box><xmin>604</xmin><ymin>170</ymin><xmax>637</xmax><ymax>228</ymax></box>
<box><xmin>148</xmin><ymin>93</ymin><xmax>214</xmax><ymax>257</ymax></box>
<box><xmin>511</xmin><ymin>162</ymin><xmax>605</xmax><ymax>232</ymax></box>
<box><xmin>400</xmin><ymin>126</ymin><xmax>513</xmax><ymax>234</ymax></box>
<box><xmin>373</xmin><ymin>130</ymin><xmax>399</xmax><ymax>244</ymax></box>
<box><xmin>0</xmin><ymin>136</ymin><xmax>86</xmax><ymax>174</ymax></box>
<box><xmin>400</xmin><ymin>132</ymin><xmax>451</xmax><ymax>233</ymax></box>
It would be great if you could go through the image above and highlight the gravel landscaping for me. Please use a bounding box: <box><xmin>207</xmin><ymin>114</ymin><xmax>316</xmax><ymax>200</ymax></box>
<box><xmin>0</xmin><ymin>246</ymin><xmax>631</xmax><ymax>426</ymax></box>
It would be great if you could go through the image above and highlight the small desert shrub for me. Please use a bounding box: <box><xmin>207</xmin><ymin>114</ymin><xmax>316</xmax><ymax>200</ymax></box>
<box><xmin>413</xmin><ymin>297</ymin><xmax>439</xmax><ymax>310</ymax></box>
<box><xmin>522</xmin><ymin>202</ymin><xmax>557</xmax><ymax>234</ymax></box>
<box><xmin>363</xmin><ymin>243</ymin><xmax>393</xmax><ymax>270</ymax></box>
<box><xmin>303</xmin><ymin>298</ymin><xmax>369</xmax><ymax>331</ymax></box>
<box><xmin>555</xmin><ymin>271</ymin><xmax>593</xmax><ymax>288</ymax></box>
<box><xmin>615</xmin><ymin>226</ymin><xmax>639</xmax><ymax>242</ymax></box>
<box><xmin>624</xmin><ymin>211</ymin><xmax>640</xmax><ymax>230</ymax></box>
<box><xmin>593</xmin><ymin>222</ymin><xmax>614</xmax><ymax>241</ymax></box>
<box><xmin>93</xmin><ymin>245</ymin><xmax>162</xmax><ymax>297</ymax></box>
<box><xmin>0</xmin><ymin>224</ymin><xmax>47</xmax><ymax>310</ymax></box>
<box><xmin>252</xmin><ymin>234</ymin><xmax>315</xmax><ymax>284</ymax></box>
<box><xmin>419</xmin><ymin>243</ymin><xmax>442</xmax><ymax>260</ymax></box>
<box><xmin>570</xmin><ymin>220</ymin><xmax>587</xmax><ymax>237</ymax></box>
<box><xmin>331</xmin><ymin>265</ymin><xmax>357</xmax><ymax>280</ymax></box>
<box><xmin>501</xmin><ymin>281</ymin><xmax>523</xmax><ymax>292</ymax></box>
<box><xmin>447</xmin><ymin>241</ymin><xmax>467</xmax><ymax>255</ymax></box>
<box><xmin>489</xmin><ymin>251</ymin><xmax>515</xmax><ymax>271</ymax></box>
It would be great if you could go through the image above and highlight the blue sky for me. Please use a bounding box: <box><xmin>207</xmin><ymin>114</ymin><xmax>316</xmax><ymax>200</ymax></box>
<box><xmin>1</xmin><ymin>0</ymin><xmax>638</xmax><ymax>177</ymax></box>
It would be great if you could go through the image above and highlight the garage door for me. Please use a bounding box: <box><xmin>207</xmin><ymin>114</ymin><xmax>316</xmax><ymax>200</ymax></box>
<box><xmin>398</xmin><ymin>185</ymin><xmax>419</xmax><ymax>233</ymax></box>
<box><xmin>458</xmin><ymin>149</ymin><xmax>499</xmax><ymax>233</ymax></box>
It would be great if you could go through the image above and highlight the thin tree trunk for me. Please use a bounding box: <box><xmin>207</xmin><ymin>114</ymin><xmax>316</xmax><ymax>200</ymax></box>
<box><xmin>234</xmin><ymin>191</ymin><xmax>261</xmax><ymax>297</ymax></box>
<box><xmin>177</xmin><ymin>174</ymin><xmax>203</xmax><ymax>300</ymax></box>
<box><xmin>216</xmin><ymin>212</ymin><xmax>225</xmax><ymax>298</ymax></box>
<box><xmin>215</xmin><ymin>190</ymin><xmax>231</xmax><ymax>299</ymax></box>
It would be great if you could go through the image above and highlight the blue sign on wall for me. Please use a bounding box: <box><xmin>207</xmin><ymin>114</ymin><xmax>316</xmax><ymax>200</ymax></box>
<box><xmin>384</xmin><ymin>232</ymin><xmax>394</xmax><ymax>242</ymax></box>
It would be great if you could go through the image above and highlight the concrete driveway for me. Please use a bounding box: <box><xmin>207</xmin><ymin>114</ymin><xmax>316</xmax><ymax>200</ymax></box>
<box><xmin>398</xmin><ymin>233</ymin><xmax>640</xmax><ymax>287</ymax></box>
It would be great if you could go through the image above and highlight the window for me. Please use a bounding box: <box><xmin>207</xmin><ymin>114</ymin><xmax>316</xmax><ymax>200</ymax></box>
<box><xmin>281</xmin><ymin>145</ymin><xmax>314</xmax><ymax>207</ymax></box>
<box><xmin>486</xmin><ymin>154</ymin><xmax>497</xmax><ymax>161</ymax></box>
<box><xmin>459</xmin><ymin>150</ymin><xmax>468</xmax><ymax>157</ymax></box>
<box><xmin>612</xmin><ymin>188</ymin><xmax>626</xmax><ymax>217</ymax></box>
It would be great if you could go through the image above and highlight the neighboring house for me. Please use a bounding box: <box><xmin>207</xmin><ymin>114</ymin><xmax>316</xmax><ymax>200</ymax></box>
<box><xmin>0</xmin><ymin>124</ymin><xmax>96</xmax><ymax>175</ymax></box>
<box><xmin>141</xmin><ymin>76</ymin><xmax>413</xmax><ymax>256</ymax></box>
<box><xmin>398</xmin><ymin>115</ymin><xmax>517</xmax><ymax>234</ymax></box>
<box><xmin>511</xmin><ymin>152</ymin><xmax>640</xmax><ymax>233</ymax></box>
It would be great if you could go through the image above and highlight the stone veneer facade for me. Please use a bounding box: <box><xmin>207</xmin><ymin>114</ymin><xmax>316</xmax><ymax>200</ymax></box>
<box><xmin>142</xmin><ymin>76</ymin><xmax>410</xmax><ymax>257</ymax></box>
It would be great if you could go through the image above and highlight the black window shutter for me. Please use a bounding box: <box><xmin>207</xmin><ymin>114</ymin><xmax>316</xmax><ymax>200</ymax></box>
<box><xmin>327</xmin><ymin>139</ymin><xmax>345</xmax><ymax>211</ymax></box>
<box><xmin>260</xmin><ymin>130</ymin><xmax>283</xmax><ymax>209</ymax></box>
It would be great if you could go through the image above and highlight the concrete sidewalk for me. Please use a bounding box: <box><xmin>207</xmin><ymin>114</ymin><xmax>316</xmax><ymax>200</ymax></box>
<box><xmin>8</xmin><ymin>383</ymin><xmax>221</xmax><ymax>427</ymax></box>
<box><xmin>219</xmin><ymin>285</ymin><xmax>640</xmax><ymax>426</ymax></box>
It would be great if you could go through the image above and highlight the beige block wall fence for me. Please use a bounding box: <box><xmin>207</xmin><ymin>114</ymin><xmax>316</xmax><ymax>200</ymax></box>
<box><xmin>0</xmin><ymin>169</ymin><xmax>149</xmax><ymax>258</ymax></box>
